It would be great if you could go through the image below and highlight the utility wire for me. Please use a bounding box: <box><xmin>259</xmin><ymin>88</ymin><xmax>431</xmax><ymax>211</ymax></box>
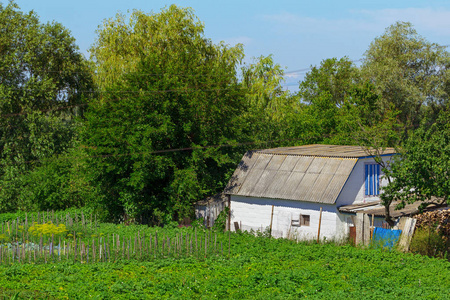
<box><xmin>6</xmin><ymin>135</ymin><xmax>326</xmax><ymax>166</ymax></box>
<box><xmin>5</xmin><ymin>44</ymin><xmax>450</xmax><ymax>78</ymax></box>
<box><xmin>3</xmin><ymin>45</ymin><xmax>450</xmax><ymax>118</ymax></box>
<box><xmin>0</xmin><ymin>85</ymin><xmax>247</xmax><ymax>119</ymax></box>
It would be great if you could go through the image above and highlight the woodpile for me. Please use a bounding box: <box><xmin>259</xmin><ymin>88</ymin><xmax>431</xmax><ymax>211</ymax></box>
<box><xmin>414</xmin><ymin>209</ymin><xmax>450</xmax><ymax>237</ymax></box>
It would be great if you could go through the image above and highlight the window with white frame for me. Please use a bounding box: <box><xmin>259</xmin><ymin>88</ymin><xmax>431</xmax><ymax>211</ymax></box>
<box><xmin>365</xmin><ymin>163</ymin><xmax>380</xmax><ymax>196</ymax></box>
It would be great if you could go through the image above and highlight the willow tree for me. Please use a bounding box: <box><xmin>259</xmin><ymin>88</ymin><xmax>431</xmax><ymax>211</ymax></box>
<box><xmin>240</xmin><ymin>55</ymin><xmax>302</xmax><ymax>146</ymax></box>
<box><xmin>85</xmin><ymin>5</ymin><xmax>248</xmax><ymax>223</ymax></box>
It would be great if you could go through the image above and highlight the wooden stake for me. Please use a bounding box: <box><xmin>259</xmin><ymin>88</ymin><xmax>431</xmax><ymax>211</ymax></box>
<box><xmin>127</xmin><ymin>239</ymin><xmax>130</xmax><ymax>260</ymax></box>
<box><xmin>269</xmin><ymin>205</ymin><xmax>274</xmax><ymax>238</ymax></box>
<box><xmin>122</xmin><ymin>237</ymin><xmax>125</xmax><ymax>260</ymax></box>
<box><xmin>370</xmin><ymin>214</ymin><xmax>375</xmax><ymax>240</ymax></box>
<box><xmin>317</xmin><ymin>207</ymin><xmax>323</xmax><ymax>243</ymax></box>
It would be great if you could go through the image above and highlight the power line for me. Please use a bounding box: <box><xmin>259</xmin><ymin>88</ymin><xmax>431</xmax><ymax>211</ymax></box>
<box><xmin>4</xmin><ymin>43</ymin><xmax>450</xmax><ymax>79</ymax></box>
<box><xmin>284</xmin><ymin>58</ymin><xmax>364</xmax><ymax>75</ymax></box>
<box><xmin>3</xmin><ymin>45</ymin><xmax>450</xmax><ymax>118</ymax></box>
<box><xmin>7</xmin><ymin>135</ymin><xmax>326</xmax><ymax>166</ymax></box>
<box><xmin>0</xmin><ymin>86</ymin><xmax>247</xmax><ymax>119</ymax></box>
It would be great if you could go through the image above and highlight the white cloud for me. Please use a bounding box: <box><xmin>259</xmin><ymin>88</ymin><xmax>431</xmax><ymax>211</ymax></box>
<box><xmin>357</xmin><ymin>8</ymin><xmax>450</xmax><ymax>37</ymax></box>
<box><xmin>220</xmin><ymin>36</ymin><xmax>253</xmax><ymax>47</ymax></box>
<box><xmin>261</xmin><ymin>12</ymin><xmax>378</xmax><ymax>35</ymax></box>
<box><xmin>262</xmin><ymin>7</ymin><xmax>450</xmax><ymax>38</ymax></box>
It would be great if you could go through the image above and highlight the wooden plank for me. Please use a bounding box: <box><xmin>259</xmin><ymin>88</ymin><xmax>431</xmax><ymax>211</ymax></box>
<box><xmin>349</xmin><ymin>226</ymin><xmax>356</xmax><ymax>244</ymax></box>
<box><xmin>398</xmin><ymin>217</ymin><xmax>417</xmax><ymax>252</ymax></box>
<box><xmin>317</xmin><ymin>207</ymin><xmax>323</xmax><ymax>243</ymax></box>
<box><xmin>355</xmin><ymin>213</ymin><xmax>364</xmax><ymax>245</ymax></box>
<box><xmin>363</xmin><ymin>213</ymin><xmax>370</xmax><ymax>246</ymax></box>
<box><xmin>269</xmin><ymin>205</ymin><xmax>274</xmax><ymax>238</ymax></box>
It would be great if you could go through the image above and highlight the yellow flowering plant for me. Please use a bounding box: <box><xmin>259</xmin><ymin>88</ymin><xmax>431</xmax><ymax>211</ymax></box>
<box><xmin>28</xmin><ymin>222</ymin><xmax>68</xmax><ymax>238</ymax></box>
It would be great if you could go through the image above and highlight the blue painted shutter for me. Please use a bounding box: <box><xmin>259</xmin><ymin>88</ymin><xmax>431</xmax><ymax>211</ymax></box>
<box><xmin>369</xmin><ymin>164</ymin><xmax>374</xmax><ymax>195</ymax></box>
<box><xmin>365</xmin><ymin>164</ymin><xmax>369</xmax><ymax>196</ymax></box>
<box><xmin>365</xmin><ymin>164</ymin><xmax>380</xmax><ymax>196</ymax></box>
<box><xmin>375</xmin><ymin>164</ymin><xmax>380</xmax><ymax>195</ymax></box>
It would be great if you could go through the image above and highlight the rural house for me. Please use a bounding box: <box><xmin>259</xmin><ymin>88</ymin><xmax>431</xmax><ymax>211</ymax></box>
<box><xmin>224</xmin><ymin>144</ymin><xmax>396</xmax><ymax>241</ymax></box>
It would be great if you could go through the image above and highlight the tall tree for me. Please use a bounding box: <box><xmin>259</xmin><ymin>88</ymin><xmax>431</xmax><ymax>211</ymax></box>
<box><xmin>84</xmin><ymin>5</ymin><xmax>248</xmax><ymax>223</ymax></box>
<box><xmin>297</xmin><ymin>57</ymin><xmax>391</xmax><ymax>145</ymax></box>
<box><xmin>382</xmin><ymin>108</ymin><xmax>450</xmax><ymax>212</ymax></box>
<box><xmin>362</xmin><ymin>22</ymin><xmax>450</xmax><ymax>135</ymax></box>
<box><xmin>0</xmin><ymin>2</ymin><xmax>93</xmax><ymax>212</ymax></box>
<box><xmin>241</xmin><ymin>55</ymin><xmax>301</xmax><ymax>146</ymax></box>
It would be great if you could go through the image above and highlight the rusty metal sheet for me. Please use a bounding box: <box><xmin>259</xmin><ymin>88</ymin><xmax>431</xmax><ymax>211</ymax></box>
<box><xmin>338</xmin><ymin>200</ymin><xmax>446</xmax><ymax>218</ymax></box>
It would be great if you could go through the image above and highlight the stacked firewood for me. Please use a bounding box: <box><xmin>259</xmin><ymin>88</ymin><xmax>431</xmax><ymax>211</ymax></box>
<box><xmin>414</xmin><ymin>209</ymin><xmax>450</xmax><ymax>237</ymax></box>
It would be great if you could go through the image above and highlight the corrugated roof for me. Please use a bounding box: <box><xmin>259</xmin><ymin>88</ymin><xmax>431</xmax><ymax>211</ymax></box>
<box><xmin>225</xmin><ymin>144</ymin><xmax>397</xmax><ymax>204</ymax></box>
<box><xmin>338</xmin><ymin>200</ymin><xmax>448</xmax><ymax>218</ymax></box>
<box><xmin>259</xmin><ymin>144</ymin><xmax>396</xmax><ymax>158</ymax></box>
<box><xmin>225</xmin><ymin>151</ymin><xmax>359</xmax><ymax>204</ymax></box>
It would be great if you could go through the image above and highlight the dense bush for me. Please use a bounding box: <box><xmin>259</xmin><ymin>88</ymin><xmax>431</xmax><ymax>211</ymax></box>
<box><xmin>410</xmin><ymin>227</ymin><xmax>448</xmax><ymax>259</ymax></box>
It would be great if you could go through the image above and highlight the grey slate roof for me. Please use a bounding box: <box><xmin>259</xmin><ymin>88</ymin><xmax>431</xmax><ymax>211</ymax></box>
<box><xmin>258</xmin><ymin>144</ymin><xmax>396</xmax><ymax>158</ymax></box>
<box><xmin>225</xmin><ymin>144</ymin><xmax>396</xmax><ymax>204</ymax></box>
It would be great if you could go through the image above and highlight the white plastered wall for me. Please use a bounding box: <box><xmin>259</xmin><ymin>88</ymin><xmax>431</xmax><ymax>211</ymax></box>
<box><xmin>230</xmin><ymin>195</ymin><xmax>341</xmax><ymax>241</ymax></box>
<box><xmin>335</xmin><ymin>155</ymin><xmax>394</xmax><ymax>207</ymax></box>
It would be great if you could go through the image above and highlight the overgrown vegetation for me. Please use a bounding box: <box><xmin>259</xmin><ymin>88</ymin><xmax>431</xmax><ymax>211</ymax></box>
<box><xmin>410</xmin><ymin>210</ymin><xmax>450</xmax><ymax>259</ymax></box>
<box><xmin>0</xmin><ymin>2</ymin><xmax>449</xmax><ymax>226</ymax></box>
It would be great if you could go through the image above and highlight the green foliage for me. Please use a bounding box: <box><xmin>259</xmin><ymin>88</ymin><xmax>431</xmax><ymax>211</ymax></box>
<box><xmin>362</xmin><ymin>21</ymin><xmax>450</xmax><ymax>133</ymax></box>
<box><xmin>1</xmin><ymin>1</ymin><xmax>449</xmax><ymax>234</ymax></box>
<box><xmin>28</xmin><ymin>222</ymin><xmax>68</xmax><ymax>239</ymax></box>
<box><xmin>212</xmin><ymin>206</ymin><xmax>229</xmax><ymax>231</ymax></box>
<box><xmin>382</xmin><ymin>109</ymin><xmax>450</xmax><ymax>209</ymax></box>
<box><xmin>0</xmin><ymin>207</ymin><xmax>96</xmax><ymax>224</ymax></box>
<box><xmin>297</xmin><ymin>57</ymin><xmax>399</xmax><ymax>146</ymax></box>
<box><xmin>84</xmin><ymin>5</ymin><xmax>248</xmax><ymax>223</ymax></box>
<box><xmin>0</xmin><ymin>2</ymin><xmax>94</xmax><ymax>213</ymax></box>
<box><xmin>241</xmin><ymin>55</ymin><xmax>307</xmax><ymax>148</ymax></box>
<box><xmin>0</xmin><ymin>222</ymin><xmax>449</xmax><ymax>299</ymax></box>
<box><xmin>410</xmin><ymin>227</ymin><xmax>448</xmax><ymax>259</ymax></box>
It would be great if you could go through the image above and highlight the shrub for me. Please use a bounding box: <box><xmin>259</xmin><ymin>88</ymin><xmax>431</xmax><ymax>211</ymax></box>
<box><xmin>409</xmin><ymin>227</ymin><xmax>448</xmax><ymax>259</ymax></box>
<box><xmin>28</xmin><ymin>222</ymin><xmax>68</xmax><ymax>239</ymax></box>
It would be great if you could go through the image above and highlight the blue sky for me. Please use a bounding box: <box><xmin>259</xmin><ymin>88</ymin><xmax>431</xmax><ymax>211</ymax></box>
<box><xmin>11</xmin><ymin>0</ymin><xmax>450</xmax><ymax>90</ymax></box>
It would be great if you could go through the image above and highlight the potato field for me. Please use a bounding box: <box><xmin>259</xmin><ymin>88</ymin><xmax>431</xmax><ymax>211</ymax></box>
<box><xmin>0</xmin><ymin>211</ymin><xmax>449</xmax><ymax>299</ymax></box>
